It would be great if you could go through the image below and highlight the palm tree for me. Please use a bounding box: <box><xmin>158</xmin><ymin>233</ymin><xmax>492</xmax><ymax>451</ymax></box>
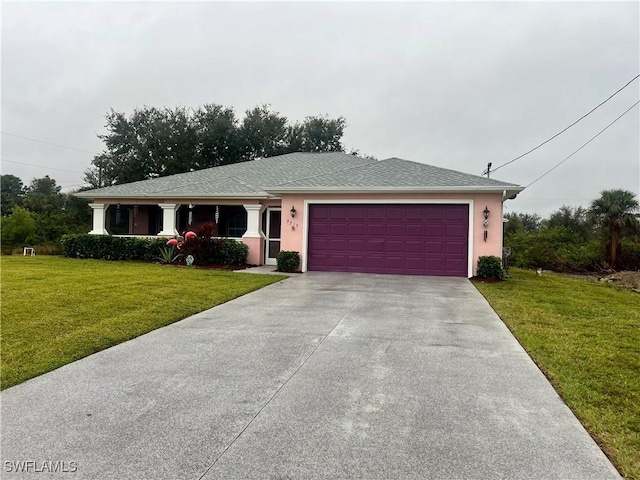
<box><xmin>590</xmin><ymin>189</ymin><xmax>639</xmax><ymax>269</ymax></box>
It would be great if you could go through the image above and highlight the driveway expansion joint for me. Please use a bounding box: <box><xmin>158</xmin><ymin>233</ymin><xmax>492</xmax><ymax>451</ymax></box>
<box><xmin>197</xmin><ymin>285</ymin><xmax>371</xmax><ymax>480</ymax></box>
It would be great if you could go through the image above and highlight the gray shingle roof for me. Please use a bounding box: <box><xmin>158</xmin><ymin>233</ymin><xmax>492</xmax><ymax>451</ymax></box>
<box><xmin>267</xmin><ymin>157</ymin><xmax>519</xmax><ymax>191</ymax></box>
<box><xmin>77</xmin><ymin>152</ymin><xmax>522</xmax><ymax>199</ymax></box>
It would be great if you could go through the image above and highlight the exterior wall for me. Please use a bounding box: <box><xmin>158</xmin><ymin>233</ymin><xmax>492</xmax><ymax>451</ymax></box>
<box><xmin>89</xmin><ymin>193</ymin><xmax>508</xmax><ymax>275</ymax></box>
<box><xmin>242</xmin><ymin>236</ymin><xmax>263</xmax><ymax>265</ymax></box>
<box><xmin>280</xmin><ymin>192</ymin><xmax>507</xmax><ymax>277</ymax></box>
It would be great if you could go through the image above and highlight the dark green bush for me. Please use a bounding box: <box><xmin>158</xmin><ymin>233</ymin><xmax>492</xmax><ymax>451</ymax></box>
<box><xmin>61</xmin><ymin>234</ymin><xmax>167</xmax><ymax>261</ymax></box>
<box><xmin>506</xmin><ymin>227</ymin><xmax>605</xmax><ymax>272</ymax></box>
<box><xmin>178</xmin><ymin>237</ymin><xmax>248</xmax><ymax>266</ymax></box>
<box><xmin>276</xmin><ymin>251</ymin><xmax>300</xmax><ymax>272</ymax></box>
<box><xmin>477</xmin><ymin>256</ymin><xmax>505</xmax><ymax>280</ymax></box>
<box><xmin>619</xmin><ymin>238</ymin><xmax>640</xmax><ymax>271</ymax></box>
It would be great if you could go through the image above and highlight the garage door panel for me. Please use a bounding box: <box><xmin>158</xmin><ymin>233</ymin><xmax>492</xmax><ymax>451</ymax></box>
<box><xmin>405</xmin><ymin>224</ymin><xmax>424</xmax><ymax>236</ymax></box>
<box><xmin>425</xmin><ymin>225</ymin><xmax>444</xmax><ymax>237</ymax></box>
<box><xmin>366</xmin><ymin>239</ymin><xmax>385</xmax><ymax>252</ymax></box>
<box><xmin>330</xmin><ymin>223</ymin><xmax>347</xmax><ymax>235</ymax></box>
<box><xmin>446</xmin><ymin>225</ymin><xmax>465</xmax><ymax>238</ymax></box>
<box><xmin>446</xmin><ymin>242</ymin><xmax>466</xmax><ymax>254</ymax></box>
<box><xmin>386</xmin><ymin>240</ymin><xmax>405</xmax><ymax>253</ymax></box>
<box><xmin>329</xmin><ymin>239</ymin><xmax>348</xmax><ymax>251</ymax></box>
<box><xmin>308</xmin><ymin>204</ymin><xmax>468</xmax><ymax>276</ymax></box>
<box><xmin>385</xmin><ymin>224</ymin><xmax>404</xmax><ymax>236</ymax></box>
<box><xmin>367</xmin><ymin>224</ymin><xmax>385</xmax><ymax>236</ymax></box>
<box><xmin>348</xmin><ymin>224</ymin><xmax>366</xmax><ymax>235</ymax></box>
<box><xmin>366</xmin><ymin>256</ymin><xmax>386</xmax><ymax>268</ymax></box>
<box><xmin>367</xmin><ymin>208</ymin><xmax>385</xmax><ymax>220</ymax></box>
<box><xmin>405</xmin><ymin>241</ymin><xmax>424</xmax><ymax>254</ymax></box>
<box><xmin>426</xmin><ymin>241</ymin><xmax>444</xmax><ymax>254</ymax></box>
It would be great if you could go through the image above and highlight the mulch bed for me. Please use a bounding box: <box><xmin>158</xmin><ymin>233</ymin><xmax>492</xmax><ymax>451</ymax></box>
<box><xmin>470</xmin><ymin>276</ymin><xmax>503</xmax><ymax>283</ymax></box>
<box><xmin>154</xmin><ymin>262</ymin><xmax>252</xmax><ymax>271</ymax></box>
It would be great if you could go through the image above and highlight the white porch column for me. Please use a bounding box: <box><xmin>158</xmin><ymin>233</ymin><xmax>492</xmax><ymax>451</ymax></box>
<box><xmin>88</xmin><ymin>203</ymin><xmax>108</xmax><ymax>235</ymax></box>
<box><xmin>158</xmin><ymin>203</ymin><xmax>179</xmax><ymax>236</ymax></box>
<box><xmin>243</xmin><ymin>204</ymin><xmax>266</xmax><ymax>238</ymax></box>
<box><xmin>242</xmin><ymin>204</ymin><xmax>266</xmax><ymax>265</ymax></box>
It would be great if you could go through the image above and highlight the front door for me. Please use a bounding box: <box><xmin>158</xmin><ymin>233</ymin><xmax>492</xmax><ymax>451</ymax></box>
<box><xmin>265</xmin><ymin>208</ymin><xmax>282</xmax><ymax>265</ymax></box>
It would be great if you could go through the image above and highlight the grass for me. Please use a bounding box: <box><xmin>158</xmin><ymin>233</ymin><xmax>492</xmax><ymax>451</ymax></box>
<box><xmin>0</xmin><ymin>256</ymin><xmax>286</xmax><ymax>390</ymax></box>
<box><xmin>473</xmin><ymin>268</ymin><xmax>640</xmax><ymax>480</ymax></box>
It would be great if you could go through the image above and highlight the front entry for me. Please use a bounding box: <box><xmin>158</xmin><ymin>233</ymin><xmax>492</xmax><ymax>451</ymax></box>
<box><xmin>264</xmin><ymin>207</ymin><xmax>282</xmax><ymax>265</ymax></box>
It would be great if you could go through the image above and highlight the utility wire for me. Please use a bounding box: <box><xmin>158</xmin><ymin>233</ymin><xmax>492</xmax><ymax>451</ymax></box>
<box><xmin>489</xmin><ymin>73</ymin><xmax>640</xmax><ymax>175</ymax></box>
<box><xmin>0</xmin><ymin>158</ymin><xmax>86</xmax><ymax>175</ymax></box>
<box><xmin>525</xmin><ymin>99</ymin><xmax>639</xmax><ymax>189</ymax></box>
<box><xmin>1</xmin><ymin>131</ymin><xmax>100</xmax><ymax>155</ymax></box>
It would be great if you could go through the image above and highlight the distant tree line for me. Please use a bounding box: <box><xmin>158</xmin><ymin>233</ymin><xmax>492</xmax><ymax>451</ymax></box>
<box><xmin>0</xmin><ymin>174</ymin><xmax>91</xmax><ymax>253</ymax></box>
<box><xmin>84</xmin><ymin>104</ymin><xmax>354</xmax><ymax>187</ymax></box>
<box><xmin>504</xmin><ymin>189</ymin><xmax>639</xmax><ymax>271</ymax></box>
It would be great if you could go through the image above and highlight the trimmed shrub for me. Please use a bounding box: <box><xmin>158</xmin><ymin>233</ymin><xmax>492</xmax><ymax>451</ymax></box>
<box><xmin>61</xmin><ymin>234</ymin><xmax>167</xmax><ymax>261</ymax></box>
<box><xmin>276</xmin><ymin>251</ymin><xmax>300</xmax><ymax>272</ymax></box>
<box><xmin>477</xmin><ymin>255</ymin><xmax>505</xmax><ymax>280</ymax></box>
<box><xmin>178</xmin><ymin>237</ymin><xmax>248</xmax><ymax>266</ymax></box>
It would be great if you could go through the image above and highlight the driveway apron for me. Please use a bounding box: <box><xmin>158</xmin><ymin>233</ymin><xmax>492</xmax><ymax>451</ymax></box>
<box><xmin>1</xmin><ymin>273</ymin><xmax>619</xmax><ymax>479</ymax></box>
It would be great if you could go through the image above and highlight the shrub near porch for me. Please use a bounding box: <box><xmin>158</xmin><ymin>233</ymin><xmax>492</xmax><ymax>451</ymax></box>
<box><xmin>0</xmin><ymin>256</ymin><xmax>286</xmax><ymax>389</ymax></box>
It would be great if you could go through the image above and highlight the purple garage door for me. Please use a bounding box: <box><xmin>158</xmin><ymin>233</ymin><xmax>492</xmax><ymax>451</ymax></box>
<box><xmin>307</xmin><ymin>204</ymin><xmax>469</xmax><ymax>276</ymax></box>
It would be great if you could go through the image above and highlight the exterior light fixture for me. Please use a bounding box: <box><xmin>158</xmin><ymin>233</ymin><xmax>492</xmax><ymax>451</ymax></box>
<box><xmin>290</xmin><ymin>206</ymin><xmax>297</xmax><ymax>218</ymax></box>
<box><xmin>483</xmin><ymin>206</ymin><xmax>490</xmax><ymax>242</ymax></box>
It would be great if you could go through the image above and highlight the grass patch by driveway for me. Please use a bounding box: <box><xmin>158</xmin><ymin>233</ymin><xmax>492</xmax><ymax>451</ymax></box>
<box><xmin>474</xmin><ymin>268</ymin><xmax>640</xmax><ymax>480</ymax></box>
<box><xmin>1</xmin><ymin>256</ymin><xmax>286</xmax><ymax>390</ymax></box>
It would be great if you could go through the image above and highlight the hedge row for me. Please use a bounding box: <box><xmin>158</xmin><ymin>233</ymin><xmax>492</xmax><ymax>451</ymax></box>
<box><xmin>179</xmin><ymin>237</ymin><xmax>248</xmax><ymax>266</ymax></box>
<box><xmin>61</xmin><ymin>234</ymin><xmax>168</xmax><ymax>261</ymax></box>
<box><xmin>61</xmin><ymin>234</ymin><xmax>249</xmax><ymax>266</ymax></box>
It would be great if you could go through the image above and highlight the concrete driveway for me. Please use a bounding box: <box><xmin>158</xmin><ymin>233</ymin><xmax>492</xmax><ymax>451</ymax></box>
<box><xmin>1</xmin><ymin>273</ymin><xmax>619</xmax><ymax>479</ymax></box>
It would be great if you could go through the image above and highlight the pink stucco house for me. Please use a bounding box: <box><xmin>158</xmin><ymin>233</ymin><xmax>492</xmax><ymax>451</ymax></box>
<box><xmin>77</xmin><ymin>152</ymin><xmax>523</xmax><ymax>277</ymax></box>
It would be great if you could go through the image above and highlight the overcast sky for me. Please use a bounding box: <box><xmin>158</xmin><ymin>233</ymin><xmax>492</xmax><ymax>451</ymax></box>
<box><xmin>2</xmin><ymin>1</ymin><xmax>638</xmax><ymax>216</ymax></box>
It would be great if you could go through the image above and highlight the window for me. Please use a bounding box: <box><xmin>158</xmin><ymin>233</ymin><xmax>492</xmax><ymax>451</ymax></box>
<box><xmin>227</xmin><ymin>212</ymin><xmax>247</xmax><ymax>237</ymax></box>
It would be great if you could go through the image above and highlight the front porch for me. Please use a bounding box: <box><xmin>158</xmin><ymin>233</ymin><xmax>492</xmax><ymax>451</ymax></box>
<box><xmin>87</xmin><ymin>202</ymin><xmax>283</xmax><ymax>266</ymax></box>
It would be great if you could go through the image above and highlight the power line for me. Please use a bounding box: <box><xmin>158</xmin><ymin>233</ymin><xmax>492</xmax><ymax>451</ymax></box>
<box><xmin>488</xmin><ymin>73</ymin><xmax>640</xmax><ymax>175</ymax></box>
<box><xmin>0</xmin><ymin>158</ymin><xmax>86</xmax><ymax>175</ymax></box>
<box><xmin>525</xmin><ymin>99</ymin><xmax>639</xmax><ymax>189</ymax></box>
<box><xmin>1</xmin><ymin>131</ymin><xmax>100</xmax><ymax>155</ymax></box>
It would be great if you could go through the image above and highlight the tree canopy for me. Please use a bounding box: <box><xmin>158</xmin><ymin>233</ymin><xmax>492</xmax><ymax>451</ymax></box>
<box><xmin>1</xmin><ymin>174</ymin><xmax>24</xmax><ymax>215</ymax></box>
<box><xmin>84</xmin><ymin>104</ymin><xmax>348</xmax><ymax>187</ymax></box>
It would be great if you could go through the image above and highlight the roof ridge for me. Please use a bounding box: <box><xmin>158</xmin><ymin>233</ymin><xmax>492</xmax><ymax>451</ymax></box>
<box><xmin>160</xmin><ymin>170</ymin><xmax>263</xmax><ymax>194</ymax></box>
<box><xmin>381</xmin><ymin>157</ymin><xmax>517</xmax><ymax>186</ymax></box>
<box><xmin>272</xmin><ymin>156</ymin><xmax>378</xmax><ymax>187</ymax></box>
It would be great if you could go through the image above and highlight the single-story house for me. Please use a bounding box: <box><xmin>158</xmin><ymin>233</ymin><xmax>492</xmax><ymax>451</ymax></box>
<box><xmin>77</xmin><ymin>152</ymin><xmax>523</xmax><ymax>277</ymax></box>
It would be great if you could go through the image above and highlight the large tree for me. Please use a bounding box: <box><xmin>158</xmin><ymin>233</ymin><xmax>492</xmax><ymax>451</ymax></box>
<box><xmin>0</xmin><ymin>174</ymin><xmax>24</xmax><ymax>216</ymax></box>
<box><xmin>589</xmin><ymin>189</ymin><xmax>639</xmax><ymax>269</ymax></box>
<box><xmin>84</xmin><ymin>104</ymin><xmax>349</xmax><ymax>187</ymax></box>
<box><xmin>547</xmin><ymin>205</ymin><xmax>593</xmax><ymax>240</ymax></box>
<box><xmin>22</xmin><ymin>175</ymin><xmax>63</xmax><ymax>213</ymax></box>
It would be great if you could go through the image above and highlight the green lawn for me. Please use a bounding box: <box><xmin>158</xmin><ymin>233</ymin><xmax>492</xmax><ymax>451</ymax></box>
<box><xmin>0</xmin><ymin>256</ymin><xmax>286</xmax><ymax>390</ymax></box>
<box><xmin>474</xmin><ymin>269</ymin><xmax>640</xmax><ymax>480</ymax></box>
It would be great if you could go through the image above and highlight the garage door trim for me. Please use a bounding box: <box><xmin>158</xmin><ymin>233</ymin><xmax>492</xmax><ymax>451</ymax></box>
<box><xmin>301</xmin><ymin>199</ymin><xmax>475</xmax><ymax>277</ymax></box>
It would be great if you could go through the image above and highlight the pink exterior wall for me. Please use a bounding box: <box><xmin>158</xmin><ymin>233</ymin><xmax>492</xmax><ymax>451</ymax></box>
<box><xmin>242</xmin><ymin>236</ymin><xmax>263</xmax><ymax>265</ymax></box>
<box><xmin>280</xmin><ymin>192</ymin><xmax>507</xmax><ymax>276</ymax></box>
